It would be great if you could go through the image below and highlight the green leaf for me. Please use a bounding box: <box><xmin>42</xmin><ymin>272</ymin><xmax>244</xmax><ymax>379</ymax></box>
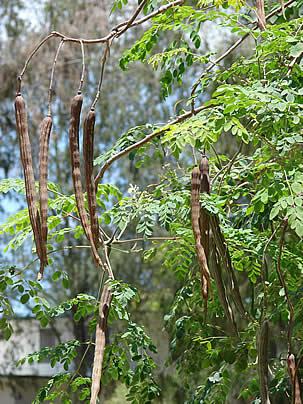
<box><xmin>270</xmin><ymin>205</ymin><xmax>280</xmax><ymax>220</ymax></box>
<box><xmin>20</xmin><ymin>294</ymin><xmax>30</xmax><ymax>304</ymax></box>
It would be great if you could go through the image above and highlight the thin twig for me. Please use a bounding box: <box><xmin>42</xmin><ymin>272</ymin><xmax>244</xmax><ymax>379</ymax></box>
<box><xmin>93</xmin><ymin>0</ymin><xmax>293</xmax><ymax>186</ymax></box>
<box><xmin>116</xmin><ymin>0</ymin><xmax>149</xmax><ymax>37</ymax></box>
<box><xmin>286</xmin><ymin>52</ymin><xmax>303</xmax><ymax>76</ymax></box>
<box><xmin>17</xmin><ymin>0</ymin><xmax>183</xmax><ymax>88</ymax></box>
<box><xmin>17</xmin><ymin>32</ymin><xmax>56</xmax><ymax>92</ymax></box>
<box><xmin>78</xmin><ymin>40</ymin><xmax>86</xmax><ymax>94</ymax></box>
<box><xmin>111</xmin><ymin>236</ymin><xmax>181</xmax><ymax>244</ymax></box>
<box><xmin>91</xmin><ymin>40</ymin><xmax>111</xmax><ymax>109</ymax></box>
<box><xmin>48</xmin><ymin>39</ymin><xmax>65</xmax><ymax>116</ymax></box>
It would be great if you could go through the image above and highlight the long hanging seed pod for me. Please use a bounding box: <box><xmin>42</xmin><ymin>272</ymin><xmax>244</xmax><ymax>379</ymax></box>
<box><xmin>210</xmin><ymin>214</ymin><xmax>247</xmax><ymax>318</ymax></box>
<box><xmin>199</xmin><ymin>155</ymin><xmax>210</xmax><ymax>260</ymax></box>
<box><xmin>200</xmin><ymin>156</ymin><xmax>237</xmax><ymax>330</ymax></box>
<box><xmin>37</xmin><ymin>115</ymin><xmax>52</xmax><ymax>280</ymax></box>
<box><xmin>83</xmin><ymin>108</ymin><xmax>100</xmax><ymax>248</ymax></box>
<box><xmin>90</xmin><ymin>284</ymin><xmax>112</xmax><ymax>404</ymax></box>
<box><xmin>258</xmin><ymin>320</ymin><xmax>271</xmax><ymax>404</ymax></box>
<box><xmin>68</xmin><ymin>94</ymin><xmax>104</xmax><ymax>269</ymax></box>
<box><xmin>212</xmin><ymin>247</ymin><xmax>238</xmax><ymax>335</ymax></box>
<box><xmin>15</xmin><ymin>94</ymin><xmax>44</xmax><ymax>273</ymax></box>
<box><xmin>256</xmin><ymin>0</ymin><xmax>266</xmax><ymax>31</ymax></box>
<box><xmin>288</xmin><ymin>353</ymin><xmax>302</xmax><ymax>404</ymax></box>
<box><xmin>191</xmin><ymin>166</ymin><xmax>211</xmax><ymax>299</ymax></box>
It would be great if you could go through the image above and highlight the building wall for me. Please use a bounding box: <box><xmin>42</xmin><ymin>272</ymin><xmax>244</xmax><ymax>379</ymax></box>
<box><xmin>0</xmin><ymin>376</ymin><xmax>48</xmax><ymax>404</ymax></box>
<box><xmin>0</xmin><ymin>317</ymin><xmax>74</xmax><ymax>377</ymax></box>
<box><xmin>0</xmin><ymin>317</ymin><xmax>75</xmax><ymax>403</ymax></box>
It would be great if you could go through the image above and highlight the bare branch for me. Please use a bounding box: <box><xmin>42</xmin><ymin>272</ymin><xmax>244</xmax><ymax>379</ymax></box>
<box><xmin>17</xmin><ymin>0</ymin><xmax>183</xmax><ymax>89</ymax></box>
<box><xmin>91</xmin><ymin>40</ymin><xmax>112</xmax><ymax>109</ymax></box>
<box><xmin>78</xmin><ymin>40</ymin><xmax>86</xmax><ymax>94</ymax></box>
<box><xmin>48</xmin><ymin>39</ymin><xmax>65</xmax><ymax>116</ymax></box>
<box><xmin>111</xmin><ymin>236</ymin><xmax>181</xmax><ymax>244</ymax></box>
<box><xmin>116</xmin><ymin>0</ymin><xmax>149</xmax><ymax>38</ymax></box>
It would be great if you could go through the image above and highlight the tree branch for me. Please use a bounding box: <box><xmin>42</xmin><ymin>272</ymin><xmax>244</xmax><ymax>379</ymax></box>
<box><xmin>17</xmin><ymin>0</ymin><xmax>183</xmax><ymax>91</ymax></box>
<box><xmin>111</xmin><ymin>236</ymin><xmax>181</xmax><ymax>244</ymax></box>
<box><xmin>94</xmin><ymin>104</ymin><xmax>210</xmax><ymax>185</ymax></box>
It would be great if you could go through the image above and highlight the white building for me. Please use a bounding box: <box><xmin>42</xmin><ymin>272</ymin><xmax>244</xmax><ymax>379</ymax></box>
<box><xmin>0</xmin><ymin>317</ymin><xmax>74</xmax><ymax>404</ymax></box>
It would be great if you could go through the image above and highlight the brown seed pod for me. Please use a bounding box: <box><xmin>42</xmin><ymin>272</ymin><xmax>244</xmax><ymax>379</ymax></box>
<box><xmin>210</xmin><ymin>214</ymin><xmax>247</xmax><ymax>318</ymax></box>
<box><xmin>212</xmin><ymin>248</ymin><xmax>238</xmax><ymax>335</ymax></box>
<box><xmin>199</xmin><ymin>155</ymin><xmax>210</xmax><ymax>260</ymax></box>
<box><xmin>256</xmin><ymin>0</ymin><xmax>266</xmax><ymax>31</ymax></box>
<box><xmin>15</xmin><ymin>94</ymin><xmax>44</xmax><ymax>274</ymax></box>
<box><xmin>37</xmin><ymin>115</ymin><xmax>52</xmax><ymax>280</ymax></box>
<box><xmin>90</xmin><ymin>284</ymin><xmax>112</xmax><ymax>404</ymax></box>
<box><xmin>288</xmin><ymin>353</ymin><xmax>302</xmax><ymax>404</ymax></box>
<box><xmin>68</xmin><ymin>94</ymin><xmax>104</xmax><ymax>269</ymax></box>
<box><xmin>191</xmin><ymin>166</ymin><xmax>211</xmax><ymax>299</ymax></box>
<box><xmin>258</xmin><ymin>320</ymin><xmax>270</xmax><ymax>403</ymax></box>
<box><xmin>83</xmin><ymin>108</ymin><xmax>100</xmax><ymax>248</ymax></box>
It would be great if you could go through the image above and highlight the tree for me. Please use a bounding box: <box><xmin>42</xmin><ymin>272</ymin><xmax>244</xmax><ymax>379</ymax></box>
<box><xmin>0</xmin><ymin>0</ymin><xmax>302</xmax><ymax>403</ymax></box>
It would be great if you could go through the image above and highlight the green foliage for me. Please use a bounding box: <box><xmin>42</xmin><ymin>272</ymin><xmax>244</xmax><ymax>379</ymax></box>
<box><xmin>32</xmin><ymin>372</ymin><xmax>72</xmax><ymax>403</ymax></box>
<box><xmin>102</xmin><ymin>280</ymin><xmax>160</xmax><ymax>403</ymax></box>
<box><xmin>104</xmin><ymin>321</ymin><xmax>160</xmax><ymax>404</ymax></box>
<box><xmin>108</xmin><ymin>279</ymin><xmax>140</xmax><ymax>321</ymax></box>
<box><xmin>32</xmin><ymin>292</ymin><xmax>96</xmax><ymax>327</ymax></box>
<box><xmin>0</xmin><ymin>179</ymin><xmax>122</xmax><ymax>253</ymax></box>
<box><xmin>0</xmin><ymin>266</ymin><xmax>46</xmax><ymax>339</ymax></box>
<box><xmin>17</xmin><ymin>340</ymin><xmax>81</xmax><ymax>370</ymax></box>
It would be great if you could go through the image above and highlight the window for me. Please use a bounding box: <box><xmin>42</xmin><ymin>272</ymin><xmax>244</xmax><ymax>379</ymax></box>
<box><xmin>40</xmin><ymin>329</ymin><xmax>56</xmax><ymax>348</ymax></box>
<box><xmin>40</xmin><ymin>329</ymin><xmax>56</xmax><ymax>363</ymax></box>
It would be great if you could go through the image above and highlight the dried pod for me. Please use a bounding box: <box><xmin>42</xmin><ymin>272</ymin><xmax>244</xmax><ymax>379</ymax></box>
<box><xmin>288</xmin><ymin>353</ymin><xmax>302</xmax><ymax>404</ymax></box>
<box><xmin>38</xmin><ymin>115</ymin><xmax>52</xmax><ymax>279</ymax></box>
<box><xmin>210</xmin><ymin>214</ymin><xmax>247</xmax><ymax>318</ymax></box>
<box><xmin>83</xmin><ymin>108</ymin><xmax>100</xmax><ymax>248</ymax></box>
<box><xmin>256</xmin><ymin>0</ymin><xmax>266</xmax><ymax>31</ymax></box>
<box><xmin>258</xmin><ymin>320</ymin><xmax>270</xmax><ymax>404</ymax></box>
<box><xmin>191</xmin><ymin>166</ymin><xmax>210</xmax><ymax>299</ymax></box>
<box><xmin>15</xmin><ymin>94</ymin><xmax>44</xmax><ymax>274</ymax></box>
<box><xmin>90</xmin><ymin>285</ymin><xmax>112</xmax><ymax>404</ymax></box>
<box><xmin>212</xmin><ymin>248</ymin><xmax>238</xmax><ymax>335</ymax></box>
<box><xmin>199</xmin><ymin>156</ymin><xmax>210</xmax><ymax>193</ymax></box>
<box><xmin>199</xmin><ymin>155</ymin><xmax>210</xmax><ymax>260</ymax></box>
<box><xmin>68</xmin><ymin>94</ymin><xmax>104</xmax><ymax>269</ymax></box>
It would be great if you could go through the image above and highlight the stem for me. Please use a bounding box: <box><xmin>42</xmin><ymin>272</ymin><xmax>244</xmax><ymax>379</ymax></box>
<box><xmin>48</xmin><ymin>39</ymin><xmax>65</xmax><ymax>116</ymax></box>
<box><xmin>91</xmin><ymin>40</ymin><xmax>111</xmax><ymax>109</ymax></box>
<box><xmin>111</xmin><ymin>236</ymin><xmax>181</xmax><ymax>244</ymax></box>
<box><xmin>78</xmin><ymin>40</ymin><xmax>86</xmax><ymax>94</ymax></box>
<box><xmin>17</xmin><ymin>32</ymin><xmax>56</xmax><ymax>93</ymax></box>
<box><xmin>17</xmin><ymin>0</ymin><xmax>183</xmax><ymax>86</ymax></box>
<box><xmin>116</xmin><ymin>0</ymin><xmax>149</xmax><ymax>38</ymax></box>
